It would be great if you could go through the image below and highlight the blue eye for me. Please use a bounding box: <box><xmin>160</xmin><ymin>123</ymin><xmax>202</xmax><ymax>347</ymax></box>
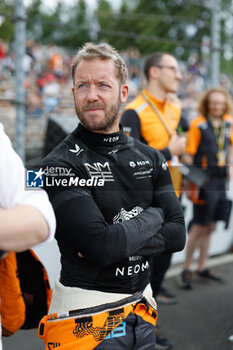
<box><xmin>99</xmin><ymin>83</ymin><xmax>110</xmax><ymax>89</ymax></box>
<box><xmin>78</xmin><ymin>84</ymin><xmax>86</xmax><ymax>89</ymax></box>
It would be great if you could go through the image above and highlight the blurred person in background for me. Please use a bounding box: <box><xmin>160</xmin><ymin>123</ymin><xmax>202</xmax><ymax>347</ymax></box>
<box><xmin>178</xmin><ymin>87</ymin><xmax>233</xmax><ymax>289</ymax></box>
<box><xmin>121</xmin><ymin>52</ymin><xmax>185</xmax><ymax>350</ymax></box>
<box><xmin>220</xmin><ymin>74</ymin><xmax>233</xmax><ymax>98</ymax></box>
<box><xmin>40</xmin><ymin>42</ymin><xmax>185</xmax><ymax>350</ymax></box>
<box><xmin>0</xmin><ymin>122</ymin><xmax>56</xmax><ymax>349</ymax></box>
<box><xmin>49</xmin><ymin>51</ymin><xmax>63</xmax><ymax>79</ymax></box>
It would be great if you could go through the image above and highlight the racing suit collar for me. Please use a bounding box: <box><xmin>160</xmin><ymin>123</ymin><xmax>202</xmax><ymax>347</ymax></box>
<box><xmin>75</xmin><ymin>123</ymin><xmax>126</xmax><ymax>147</ymax></box>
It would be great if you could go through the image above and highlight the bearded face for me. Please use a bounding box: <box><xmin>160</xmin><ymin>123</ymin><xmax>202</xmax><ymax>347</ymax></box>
<box><xmin>72</xmin><ymin>58</ymin><xmax>128</xmax><ymax>133</ymax></box>
<box><xmin>74</xmin><ymin>91</ymin><xmax>122</xmax><ymax>132</ymax></box>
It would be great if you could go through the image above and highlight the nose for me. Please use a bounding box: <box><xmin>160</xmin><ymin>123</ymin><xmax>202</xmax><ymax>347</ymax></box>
<box><xmin>176</xmin><ymin>70</ymin><xmax>182</xmax><ymax>80</ymax></box>
<box><xmin>86</xmin><ymin>85</ymin><xmax>98</xmax><ymax>102</ymax></box>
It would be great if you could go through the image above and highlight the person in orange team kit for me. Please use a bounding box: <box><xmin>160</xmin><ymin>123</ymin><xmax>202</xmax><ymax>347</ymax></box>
<box><xmin>121</xmin><ymin>52</ymin><xmax>186</xmax><ymax>350</ymax></box>
<box><xmin>178</xmin><ymin>87</ymin><xmax>233</xmax><ymax>289</ymax></box>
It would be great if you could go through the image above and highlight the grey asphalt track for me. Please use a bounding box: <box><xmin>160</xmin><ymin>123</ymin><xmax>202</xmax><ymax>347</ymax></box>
<box><xmin>2</xmin><ymin>259</ymin><xmax>233</xmax><ymax>350</ymax></box>
<box><xmin>157</xmin><ymin>260</ymin><xmax>233</xmax><ymax>350</ymax></box>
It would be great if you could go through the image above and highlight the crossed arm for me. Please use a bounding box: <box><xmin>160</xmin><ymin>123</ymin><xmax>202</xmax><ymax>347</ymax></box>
<box><xmin>49</xmin><ymin>156</ymin><xmax>185</xmax><ymax>266</ymax></box>
<box><xmin>0</xmin><ymin>124</ymin><xmax>55</xmax><ymax>254</ymax></box>
<box><xmin>49</xmin><ymin>188</ymin><xmax>164</xmax><ymax>266</ymax></box>
<box><xmin>0</xmin><ymin>206</ymin><xmax>50</xmax><ymax>253</ymax></box>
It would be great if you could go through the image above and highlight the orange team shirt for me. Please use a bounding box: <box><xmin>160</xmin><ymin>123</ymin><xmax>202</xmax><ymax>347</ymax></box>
<box><xmin>123</xmin><ymin>89</ymin><xmax>181</xmax><ymax>195</ymax></box>
<box><xmin>186</xmin><ymin>114</ymin><xmax>233</xmax><ymax>156</ymax></box>
<box><xmin>124</xmin><ymin>89</ymin><xmax>181</xmax><ymax>149</ymax></box>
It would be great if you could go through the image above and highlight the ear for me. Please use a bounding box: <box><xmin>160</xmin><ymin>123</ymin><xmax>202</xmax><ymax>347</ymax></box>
<box><xmin>72</xmin><ymin>87</ymin><xmax>74</xmax><ymax>96</ymax></box>
<box><xmin>121</xmin><ymin>84</ymin><xmax>129</xmax><ymax>104</ymax></box>
<box><xmin>149</xmin><ymin>66</ymin><xmax>160</xmax><ymax>80</ymax></box>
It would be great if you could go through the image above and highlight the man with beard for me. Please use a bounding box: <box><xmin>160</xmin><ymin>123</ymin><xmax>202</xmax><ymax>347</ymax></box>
<box><xmin>40</xmin><ymin>43</ymin><xmax>185</xmax><ymax>350</ymax></box>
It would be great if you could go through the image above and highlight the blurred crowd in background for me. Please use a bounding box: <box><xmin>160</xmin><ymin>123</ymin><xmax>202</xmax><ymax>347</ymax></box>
<box><xmin>0</xmin><ymin>38</ymin><xmax>233</xmax><ymax>151</ymax></box>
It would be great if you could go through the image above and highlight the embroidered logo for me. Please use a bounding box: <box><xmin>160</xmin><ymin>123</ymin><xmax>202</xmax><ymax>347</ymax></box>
<box><xmin>161</xmin><ymin>162</ymin><xmax>168</xmax><ymax>171</ymax></box>
<box><xmin>69</xmin><ymin>144</ymin><xmax>84</xmax><ymax>156</ymax></box>
<box><xmin>129</xmin><ymin>161</ymin><xmax>136</xmax><ymax>168</ymax></box>
<box><xmin>85</xmin><ymin>162</ymin><xmax>114</xmax><ymax>182</ymax></box>
<box><xmin>113</xmin><ymin>206</ymin><xmax>143</xmax><ymax>224</ymax></box>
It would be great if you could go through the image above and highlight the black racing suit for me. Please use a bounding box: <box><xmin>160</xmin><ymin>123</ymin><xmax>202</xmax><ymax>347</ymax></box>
<box><xmin>43</xmin><ymin>123</ymin><xmax>185</xmax><ymax>294</ymax></box>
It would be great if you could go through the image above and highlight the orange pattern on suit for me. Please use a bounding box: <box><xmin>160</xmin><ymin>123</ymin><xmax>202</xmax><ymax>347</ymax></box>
<box><xmin>39</xmin><ymin>295</ymin><xmax>157</xmax><ymax>350</ymax></box>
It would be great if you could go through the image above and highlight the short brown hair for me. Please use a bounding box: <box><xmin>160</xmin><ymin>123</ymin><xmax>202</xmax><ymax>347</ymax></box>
<box><xmin>71</xmin><ymin>42</ymin><xmax>128</xmax><ymax>85</ymax></box>
<box><xmin>143</xmin><ymin>52</ymin><xmax>174</xmax><ymax>81</ymax></box>
<box><xmin>197</xmin><ymin>87</ymin><xmax>233</xmax><ymax>116</ymax></box>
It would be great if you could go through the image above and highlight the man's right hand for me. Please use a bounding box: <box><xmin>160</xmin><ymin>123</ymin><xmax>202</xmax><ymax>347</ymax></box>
<box><xmin>168</xmin><ymin>135</ymin><xmax>186</xmax><ymax>156</ymax></box>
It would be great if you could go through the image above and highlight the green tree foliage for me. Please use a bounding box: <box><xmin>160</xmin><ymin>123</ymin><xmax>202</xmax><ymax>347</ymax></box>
<box><xmin>56</xmin><ymin>0</ymin><xmax>91</xmax><ymax>50</ymax></box>
<box><xmin>42</xmin><ymin>2</ymin><xmax>64</xmax><ymax>43</ymax></box>
<box><xmin>26</xmin><ymin>0</ymin><xmax>64</xmax><ymax>44</ymax></box>
<box><xmin>0</xmin><ymin>0</ymin><xmax>14</xmax><ymax>42</ymax></box>
<box><xmin>94</xmin><ymin>0</ymin><xmax>232</xmax><ymax>77</ymax></box>
<box><xmin>96</xmin><ymin>0</ymin><xmax>212</xmax><ymax>59</ymax></box>
<box><xmin>95</xmin><ymin>0</ymin><xmax>115</xmax><ymax>45</ymax></box>
<box><xmin>26</xmin><ymin>0</ymin><xmax>91</xmax><ymax>50</ymax></box>
<box><xmin>2</xmin><ymin>0</ymin><xmax>231</xmax><ymax>78</ymax></box>
<box><xmin>26</xmin><ymin>0</ymin><xmax>43</xmax><ymax>41</ymax></box>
